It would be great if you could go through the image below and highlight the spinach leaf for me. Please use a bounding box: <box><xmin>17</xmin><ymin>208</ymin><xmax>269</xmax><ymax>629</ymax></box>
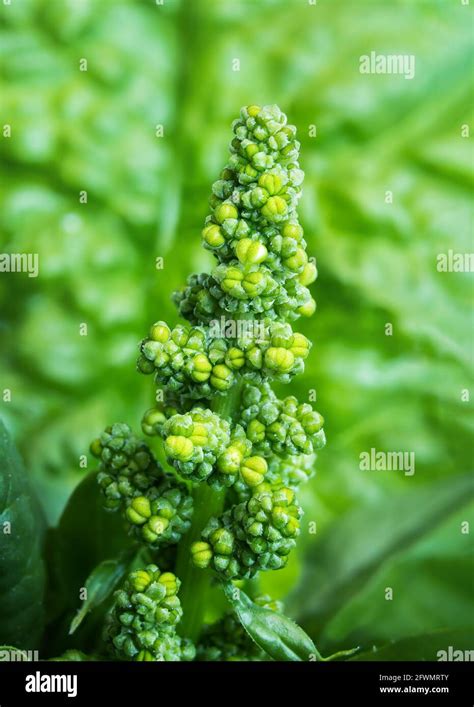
<box><xmin>69</xmin><ymin>550</ymin><xmax>136</xmax><ymax>635</ymax></box>
<box><xmin>50</xmin><ymin>471</ymin><xmax>131</xmax><ymax>608</ymax></box>
<box><xmin>222</xmin><ymin>583</ymin><xmax>319</xmax><ymax>661</ymax></box>
<box><xmin>0</xmin><ymin>420</ymin><xmax>46</xmax><ymax>648</ymax></box>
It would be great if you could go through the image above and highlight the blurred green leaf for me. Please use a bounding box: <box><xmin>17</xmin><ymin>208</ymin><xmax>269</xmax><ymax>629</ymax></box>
<box><xmin>289</xmin><ymin>474</ymin><xmax>474</xmax><ymax>636</ymax></box>
<box><xmin>351</xmin><ymin>628</ymin><xmax>474</xmax><ymax>662</ymax></box>
<box><xmin>322</xmin><ymin>543</ymin><xmax>474</xmax><ymax>652</ymax></box>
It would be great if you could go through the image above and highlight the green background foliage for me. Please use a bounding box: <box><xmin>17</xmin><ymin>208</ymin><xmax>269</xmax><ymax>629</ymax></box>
<box><xmin>0</xmin><ymin>0</ymin><xmax>472</xmax><ymax>659</ymax></box>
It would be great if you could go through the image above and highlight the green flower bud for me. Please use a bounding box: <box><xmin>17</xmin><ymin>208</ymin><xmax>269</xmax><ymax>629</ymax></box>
<box><xmin>244</xmin><ymin>141</ymin><xmax>259</xmax><ymax>158</ymax></box>
<box><xmin>264</xmin><ymin>347</ymin><xmax>295</xmax><ymax>373</ymax></box>
<box><xmin>141</xmin><ymin>408</ymin><xmax>167</xmax><ymax>436</ymax></box>
<box><xmin>136</xmin><ymin>650</ymin><xmax>154</xmax><ymax>661</ymax></box>
<box><xmin>217</xmin><ymin>445</ymin><xmax>243</xmax><ymax>474</ymax></box>
<box><xmin>172</xmin><ymin>325</ymin><xmax>189</xmax><ymax>347</ymax></box>
<box><xmin>281</xmin><ymin>236</ymin><xmax>298</xmax><ymax>258</ymax></box>
<box><xmin>191</xmin><ymin>353</ymin><xmax>212</xmax><ymax>381</ymax></box>
<box><xmin>137</xmin><ymin>356</ymin><xmax>155</xmax><ymax>374</ymax></box>
<box><xmin>240</xmin><ymin>456</ymin><xmax>267</xmax><ymax>487</ymax></box>
<box><xmin>253</xmin><ymin>126</ymin><xmax>268</xmax><ymax>141</ymax></box>
<box><xmin>299</xmin><ymin>261</ymin><xmax>317</xmax><ymax>286</ymax></box>
<box><xmin>300</xmin><ymin>410</ymin><xmax>324</xmax><ymax>434</ymax></box>
<box><xmin>247</xmin><ymin>419</ymin><xmax>266</xmax><ymax>443</ymax></box>
<box><xmin>289</xmin><ymin>332</ymin><xmax>310</xmax><ymax>359</ymax></box>
<box><xmin>209</xmin><ymin>527</ymin><xmax>234</xmax><ymax>555</ymax></box>
<box><xmin>189</xmin><ymin>422</ymin><xmax>209</xmax><ymax>447</ymax></box>
<box><xmin>296</xmin><ymin>298</ymin><xmax>316</xmax><ymax>317</ymax></box>
<box><xmin>191</xmin><ymin>541</ymin><xmax>213</xmax><ymax>568</ymax></box>
<box><xmin>126</xmin><ymin>495</ymin><xmax>151</xmax><ymax>525</ymax></box>
<box><xmin>235</xmin><ymin>238</ymin><xmax>268</xmax><ymax>266</ymax></box>
<box><xmin>242</xmin><ymin>270</ymin><xmax>267</xmax><ymax>297</ymax></box>
<box><xmin>90</xmin><ymin>438</ymin><xmax>103</xmax><ymax>458</ymax></box>
<box><xmin>258</xmin><ymin>173</ymin><xmax>283</xmax><ymax>195</ymax></box>
<box><xmin>261</xmin><ymin>195</ymin><xmax>288</xmax><ymax>222</ymax></box>
<box><xmin>282</xmin><ymin>222</ymin><xmax>303</xmax><ymax>241</ymax></box>
<box><xmin>245</xmin><ymin>346</ymin><xmax>263</xmax><ymax>369</ymax></box>
<box><xmin>215</xmin><ymin>203</ymin><xmax>238</xmax><ymax>224</ymax></box>
<box><xmin>129</xmin><ymin>573</ymin><xmax>151</xmax><ymax>595</ymax></box>
<box><xmin>270</xmin><ymin>324</ymin><xmax>293</xmax><ymax>348</ymax></box>
<box><xmin>289</xmin><ymin>168</ymin><xmax>304</xmax><ymax>186</ymax></box>
<box><xmin>248</xmin><ymin>187</ymin><xmax>268</xmax><ymax>208</ymax></box>
<box><xmin>212</xmin><ymin>179</ymin><xmax>233</xmax><ymax>199</ymax></box>
<box><xmin>252</xmin><ymin>151</ymin><xmax>274</xmax><ymax>170</ymax></box>
<box><xmin>283</xmin><ymin>247</ymin><xmax>307</xmax><ymax>272</ymax></box>
<box><xmin>313</xmin><ymin>429</ymin><xmax>326</xmax><ymax>450</ymax></box>
<box><xmin>225</xmin><ymin>347</ymin><xmax>245</xmax><ymax>370</ymax></box>
<box><xmin>159</xmin><ymin>571</ymin><xmax>180</xmax><ymax>596</ymax></box>
<box><xmin>187</xmin><ymin>329</ymin><xmax>206</xmax><ymax>350</ymax></box>
<box><xmin>168</xmin><ymin>415</ymin><xmax>191</xmax><ymax>436</ymax></box>
<box><xmin>149</xmin><ymin>321</ymin><xmax>171</xmax><ymax>343</ymax></box>
<box><xmin>202</xmin><ymin>223</ymin><xmax>225</xmax><ymax>248</ymax></box>
<box><xmin>143</xmin><ymin>515</ymin><xmax>170</xmax><ymax>542</ymax></box>
<box><xmin>220</xmin><ymin>266</ymin><xmax>243</xmax><ymax>294</ymax></box>
<box><xmin>164</xmin><ymin>435</ymin><xmax>194</xmax><ymax>462</ymax></box>
<box><xmin>210</xmin><ymin>364</ymin><xmax>233</xmax><ymax>391</ymax></box>
<box><xmin>246</xmin><ymin>104</ymin><xmax>261</xmax><ymax>117</ymax></box>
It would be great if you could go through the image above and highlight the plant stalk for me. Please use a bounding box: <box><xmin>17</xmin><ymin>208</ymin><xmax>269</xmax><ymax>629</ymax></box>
<box><xmin>175</xmin><ymin>381</ymin><xmax>243</xmax><ymax>643</ymax></box>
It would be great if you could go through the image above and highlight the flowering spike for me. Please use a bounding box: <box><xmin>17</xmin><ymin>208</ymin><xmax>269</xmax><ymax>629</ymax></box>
<box><xmin>91</xmin><ymin>106</ymin><xmax>325</xmax><ymax>659</ymax></box>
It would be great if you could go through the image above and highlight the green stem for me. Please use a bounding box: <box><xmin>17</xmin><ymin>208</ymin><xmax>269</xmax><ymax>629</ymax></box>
<box><xmin>175</xmin><ymin>483</ymin><xmax>225</xmax><ymax>643</ymax></box>
<box><xmin>175</xmin><ymin>382</ymin><xmax>243</xmax><ymax>643</ymax></box>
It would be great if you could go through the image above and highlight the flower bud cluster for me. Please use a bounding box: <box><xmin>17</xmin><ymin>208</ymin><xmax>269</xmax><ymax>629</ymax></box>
<box><xmin>94</xmin><ymin>106</ymin><xmax>324</xmax><ymax>661</ymax></box>
<box><xmin>161</xmin><ymin>408</ymin><xmax>267</xmax><ymax>489</ymax></box>
<box><xmin>137</xmin><ymin>319</ymin><xmax>311</xmax><ymax>399</ymax></box>
<box><xmin>91</xmin><ymin>423</ymin><xmax>193</xmax><ymax>547</ymax></box>
<box><xmin>238</xmin><ymin>383</ymin><xmax>325</xmax><ymax>458</ymax></box>
<box><xmin>191</xmin><ymin>483</ymin><xmax>302</xmax><ymax>579</ymax></box>
<box><xmin>105</xmin><ymin>565</ymin><xmax>195</xmax><ymax>661</ymax></box>
<box><xmin>180</xmin><ymin>105</ymin><xmax>317</xmax><ymax>325</ymax></box>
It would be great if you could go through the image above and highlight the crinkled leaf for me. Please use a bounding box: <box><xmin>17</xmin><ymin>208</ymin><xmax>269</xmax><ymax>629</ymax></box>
<box><xmin>0</xmin><ymin>420</ymin><xmax>45</xmax><ymax>648</ymax></box>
